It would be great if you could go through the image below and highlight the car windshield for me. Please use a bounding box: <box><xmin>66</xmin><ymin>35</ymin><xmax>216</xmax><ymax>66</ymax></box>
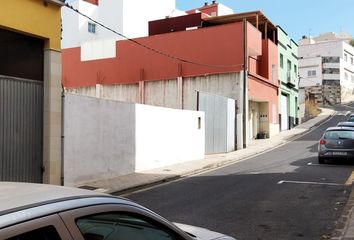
<box><xmin>324</xmin><ymin>130</ymin><xmax>354</xmax><ymax>140</ymax></box>
<box><xmin>348</xmin><ymin>117</ymin><xmax>354</xmax><ymax>122</ymax></box>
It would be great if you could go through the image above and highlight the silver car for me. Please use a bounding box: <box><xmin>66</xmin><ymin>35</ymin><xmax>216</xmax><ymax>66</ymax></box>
<box><xmin>318</xmin><ymin>127</ymin><xmax>354</xmax><ymax>164</ymax></box>
<box><xmin>337</xmin><ymin>122</ymin><xmax>354</xmax><ymax>128</ymax></box>
<box><xmin>0</xmin><ymin>182</ymin><xmax>236</xmax><ymax>240</ymax></box>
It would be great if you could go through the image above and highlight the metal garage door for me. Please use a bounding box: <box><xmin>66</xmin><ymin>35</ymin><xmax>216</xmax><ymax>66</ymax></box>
<box><xmin>0</xmin><ymin>76</ymin><xmax>43</xmax><ymax>182</ymax></box>
<box><xmin>281</xmin><ymin>94</ymin><xmax>289</xmax><ymax>131</ymax></box>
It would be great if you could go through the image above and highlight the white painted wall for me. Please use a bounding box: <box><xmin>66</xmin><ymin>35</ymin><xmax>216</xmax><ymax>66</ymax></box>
<box><xmin>122</xmin><ymin>0</ymin><xmax>176</xmax><ymax>39</ymax></box>
<box><xmin>135</xmin><ymin>104</ymin><xmax>205</xmax><ymax>172</ymax></box>
<box><xmin>62</xmin><ymin>0</ymin><xmax>176</xmax><ymax>50</ymax></box>
<box><xmin>299</xmin><ymin>56</ymin><xmax>322</xmax><ymax>87</ymax></box>
<box><xmin>217</xmin><ymin>3</ymin><xmax>234</xmax><ymax>16</ymax></box>
<box><xmin>64</xmin><ymin>93</ymin><xmax>205</xmax><ymax>186</ymax></box>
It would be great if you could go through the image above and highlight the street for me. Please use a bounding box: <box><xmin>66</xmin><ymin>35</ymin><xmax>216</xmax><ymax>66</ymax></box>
<box><xmin>125</xmin><ymin>105</ymin><xmax>354</xmax><ymax>240</ymax></box>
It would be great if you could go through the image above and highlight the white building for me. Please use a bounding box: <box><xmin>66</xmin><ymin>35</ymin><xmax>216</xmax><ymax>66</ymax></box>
<box><xmin>298</xmin><ymin>33</ymin><xmax>354</xmax><ymax>105</ymax></box>
<box><xmin>62</xmin><ymin>0</ymin><xmax>176</xmax><ymax>60</ymax></box>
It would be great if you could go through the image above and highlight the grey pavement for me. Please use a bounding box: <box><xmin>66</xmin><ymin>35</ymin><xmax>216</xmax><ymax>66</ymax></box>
<box><xmin>77</xmin><ymin>106</ymin><xmax>354</xmax><ymax>239</ymax></box>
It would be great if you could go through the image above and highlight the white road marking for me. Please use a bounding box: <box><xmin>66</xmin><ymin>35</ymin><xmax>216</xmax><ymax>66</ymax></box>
<box><xmin>307</xmin><ymin>162</ymin><xmax>320</xmax><ymax>166</ymax></box>
<box><xmin>277</xmin><ymin>180</ymin><xmax>344</xmax><ymax>186</ymax></box>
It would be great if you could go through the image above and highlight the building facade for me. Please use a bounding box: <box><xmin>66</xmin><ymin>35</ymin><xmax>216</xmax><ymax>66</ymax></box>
<box><xmin>277</xmin><ymin>26</ymin><xmax>299</xmax><ymax>130</ymax></box>
<box><xmin>299</xmin><ymin>33</ymin><xmax>354</xmax><ymax>105</ymax></box>
<box><xmin>62</xmin><ymin>10</ymin><xmax>280</xmax><ymax>151</ymax></box>
<box><xmin>0</xmin><ymin>0</ymin><xmax>64</xmax><ymax>184</ymax></box>
<box><xmin>61</xmin><ymin>0</ymin><xmax>176</xmax><ymax>57</ymax></box>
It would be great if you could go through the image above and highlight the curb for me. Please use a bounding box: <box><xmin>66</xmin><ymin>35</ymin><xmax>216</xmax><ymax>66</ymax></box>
<box><xmin>331</xmin><ymin>187</ymin><xmax>354</xmax><ymax>240</ymax></box>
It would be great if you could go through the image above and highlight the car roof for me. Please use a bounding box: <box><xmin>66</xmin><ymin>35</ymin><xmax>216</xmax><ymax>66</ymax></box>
<box><xmin>0</xmin><ymin>182</ymin><xmax>108</xmax><ymax>214</ymax></box>
<box><xmin>0</xmin><ymin>183</ymin><xmax>145</xmax><ymax>229</ymax></box>
<box><xmin>326</xmin><ymin>126</ymin><xmax>354</xmax><ymax>131</ymax></box>
<box><xmin>337</xmin><ymin>122</ymin><xmax>354</xmax><ymax>126</ymax></box>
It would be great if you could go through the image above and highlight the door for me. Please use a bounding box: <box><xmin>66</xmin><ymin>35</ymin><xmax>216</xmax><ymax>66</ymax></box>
<box><xmin>281</xmin><ymin>94</ymin><xmax>289</xmax><ymax>131</ymax></box>
<box><xmin>59</xmin><ymin>204</ymin><xmax>192</xmax><ymax>240</ymax></box>
<box><xmin>0</xmin><ymin>214</ymin><xmax>73</xmax><ymax>239</ymax></box>
<box><xmin>0</xmin><ymin>76</ymin><xmax>43</xmax><ymax>182</ymax></box>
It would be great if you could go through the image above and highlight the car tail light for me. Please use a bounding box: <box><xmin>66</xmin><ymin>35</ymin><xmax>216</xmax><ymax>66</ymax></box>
<box><xmin>319</xmin><ymin>139</ymin><xmax>326</xmax><ymax>145</ymax></box>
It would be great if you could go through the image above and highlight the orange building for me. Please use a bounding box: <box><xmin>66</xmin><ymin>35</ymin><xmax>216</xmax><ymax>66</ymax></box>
<box><xmin>62</xmin><ymin>10</ymin><xmax>279</xmax><ymax>149</ymax></box>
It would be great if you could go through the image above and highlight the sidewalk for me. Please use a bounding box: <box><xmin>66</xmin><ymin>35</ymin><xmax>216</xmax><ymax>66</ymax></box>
<box><xmin>80</xmin><ymin>107</ymin><xmax>335</xmax><ymax>195</ymax></box>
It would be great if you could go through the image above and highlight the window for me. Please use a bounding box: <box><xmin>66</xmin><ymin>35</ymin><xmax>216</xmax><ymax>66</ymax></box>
<box><xmin>6</xmin><ymin>226</ymin><xmax>61</xmax><ymax>240</ymax></box>
<box><xmin>88</xmin><ymin>22</ymin><xmax>96</xmax><ymax>34</ymax></box>
<box><xmin>272</xmin><ymin>64</ymin><xmax>276</xmax><ymax>82</ymax></box>
<box><xmin>76</xmin><ymin>212</ymin><xmax>179</xmax><ymax>240</ymax></box>
<box><xmin>280</xmin><ymin>54</ymin><xmax>284</xmax><ymax>68</ymax></box>
<box><xmin>322</xmin><ymin>56</ymin><xmax>340</xmax><ymax>63</ymax></box>
<box><xmin>324</xmin><ymin>130</ymin><xmax>354</xmax><ymax>140</ymax></box>
<box><xmin>294</xmin><ymin>64</ymin><xmax>297</xmax><ymax>75</ymax></box>
<box><xmin>322</xmin><ymin>68</ymin><xmax>340</xmax><ymax>74</ymax></box>
<box><xmin>344</xmin><ymin>53</ymin><xmax>348</xmax><ymax>62</ymax></box>
<box><xmin>287</xmin><ymin>59</ymin><xmax>291</xmax><ymax>72</ymax></box>
<box><xmin>308</xmin><ymin>70</ymin><xmax>316</xmax><ymax>77</ymax></box>
<box><xmin>345</xmin><ymin>72</ymin><xmax>349</xmax><ymax>80</ymax></box>
<box><xmin>351</xmin><ymin>57</ymin><xmax>353</xmax><ymax>65</ymax></box>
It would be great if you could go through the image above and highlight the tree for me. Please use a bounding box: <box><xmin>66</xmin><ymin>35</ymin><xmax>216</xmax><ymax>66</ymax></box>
<box><xmin>350</xmin><ymin>39</ymin><xmax>354</xmax><ymax>48</ymax></box>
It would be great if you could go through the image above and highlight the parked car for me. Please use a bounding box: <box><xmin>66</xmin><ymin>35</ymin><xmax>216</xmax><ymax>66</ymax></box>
<box><xmin>347</xmin><ymin>114</ymin><xmax>354</xmax><ymax>122</ymax></box>
<box><xmin>0</xmin><ymin>182</ymin><xmax>236</xmax><ymax>240</ymax></box>
<box><xmin>318</xmin><ymin>127</ymin><xmax>354</xmax><ymax>164</ymax></box>
<box><xmin>337</xmin><ymin>122</ymin><xmax>354</xmax><ymax>128</ymax></box>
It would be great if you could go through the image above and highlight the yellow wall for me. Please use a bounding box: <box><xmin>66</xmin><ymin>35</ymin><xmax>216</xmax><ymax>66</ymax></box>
<box><xmin>0</xmin><ymin>0</ymin><xmax>62</xmax><ymax>51</ymax></box>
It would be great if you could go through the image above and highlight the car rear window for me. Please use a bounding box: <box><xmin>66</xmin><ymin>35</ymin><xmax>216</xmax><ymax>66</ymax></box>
<box><xmin>324</xmin><ymin>130</ymin><xmax>354</xmax><ymax>140</ymax></box>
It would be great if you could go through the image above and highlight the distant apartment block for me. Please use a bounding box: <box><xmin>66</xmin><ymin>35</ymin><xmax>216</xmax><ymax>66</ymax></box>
<box><xmin>298</xmin><ymin>32</ymin><xmax>354</xmax><ymax>105</ymax></box>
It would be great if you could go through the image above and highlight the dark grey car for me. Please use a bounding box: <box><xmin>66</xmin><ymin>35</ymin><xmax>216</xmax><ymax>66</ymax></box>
<box><xmin>318</xmin><ymin>127</ymin><xmax>354</xmax><ymax>164</ymax></box>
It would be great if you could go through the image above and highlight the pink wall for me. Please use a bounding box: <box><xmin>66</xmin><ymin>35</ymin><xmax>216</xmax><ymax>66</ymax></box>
<box><xmin>248</xmin><ymin>76</ymin><xmax>278</xmax><ymax>124</ymax></box>
<box><xmin>259</xmin><ymin>39</ymin><xmax>278</xmax><ymax>83</ymax></box>
<box><xmin>62</xmin><ymin>22</ymin><xmax>245</xmax><ymax>88</ymax></box>
<box><xmin>247</xmin><ymin>22</ymin><xmax>262</xmax><ymax>56</ymax></box>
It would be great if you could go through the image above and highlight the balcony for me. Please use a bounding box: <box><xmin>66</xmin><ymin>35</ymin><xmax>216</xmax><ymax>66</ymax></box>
<box><xmin>286</xmin><ymin>71</ymin><xmax>298</xmax><ymax>88</ymax></box>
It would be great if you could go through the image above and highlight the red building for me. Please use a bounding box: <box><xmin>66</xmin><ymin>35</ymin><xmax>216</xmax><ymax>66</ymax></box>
<box><xmin>62</xmin><ymin>10</ymin><xmax>279</xmax><ymax>148</ymax></box>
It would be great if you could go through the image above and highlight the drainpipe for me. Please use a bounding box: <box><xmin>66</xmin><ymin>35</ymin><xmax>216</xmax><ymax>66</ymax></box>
<box><xmin>61</xmin><ymin>84</ymin><xmax>65</xmax><ymax>186</ymax></box>
<box><xmin>242</xmin><ymin>18</ymin><xmax>248</xmax><ymax>148</ymax></box>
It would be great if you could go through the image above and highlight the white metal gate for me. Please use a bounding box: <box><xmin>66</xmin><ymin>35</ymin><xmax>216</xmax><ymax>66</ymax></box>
<box><xmin>198</xmin><ymin>92</ymin><xmax>236</xmax><ymax>154</ymax></box>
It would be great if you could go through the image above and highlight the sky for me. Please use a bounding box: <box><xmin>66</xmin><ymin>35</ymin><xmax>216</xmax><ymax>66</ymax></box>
<box><xmin>176</xmin><ymin>0</ymin><xmax>354</xmax><ymax>42</ymax></box>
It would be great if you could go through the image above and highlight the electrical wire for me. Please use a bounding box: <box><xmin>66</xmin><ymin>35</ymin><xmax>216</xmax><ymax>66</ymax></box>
<box><xmin>64</xmin><ymin>3</ymin><xmax>244</xmax><ymax>69</ymax></box>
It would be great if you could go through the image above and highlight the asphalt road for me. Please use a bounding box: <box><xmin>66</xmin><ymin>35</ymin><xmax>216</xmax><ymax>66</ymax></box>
<box><xmin>125</xmin><ymin>105</ymin><xmax>354</xmax><ymax>240</ymax></box>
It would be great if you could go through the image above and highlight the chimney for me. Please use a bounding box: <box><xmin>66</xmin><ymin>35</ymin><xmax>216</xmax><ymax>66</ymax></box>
<box><xmin>204</xmin><ymin>2</ymin><xmax>208</xmax><ymax>6</ymax></box>
<box><xmin>212</xmin><ymin>0</ymin><xmax>217</xmax><ymax>4</ymax></box>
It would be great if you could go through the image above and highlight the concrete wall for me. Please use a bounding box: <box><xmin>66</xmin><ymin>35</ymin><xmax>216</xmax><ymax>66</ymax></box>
<box><xmin>65</xmin><ymin>72</ymin><xmax>243</xmax><ymax>111</ymax></box>
<box><xmin>64</xmin><ymin>94</ymin><xmax>136</xmax><ymax>186</ymax></box>
<box><xmin>64</xmin><ymin>93</ymin><xmax>205</xmax><ymax>186</ymax></box>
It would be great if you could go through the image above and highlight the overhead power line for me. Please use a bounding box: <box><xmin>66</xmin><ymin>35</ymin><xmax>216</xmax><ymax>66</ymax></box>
<box><xmin>64</xmin><ymin>3</ymin><xmax>244</xmax><ymax>69</ymax></box>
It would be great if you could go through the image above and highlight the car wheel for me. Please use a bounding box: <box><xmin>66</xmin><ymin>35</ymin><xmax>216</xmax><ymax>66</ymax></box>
<box><xmin>318</xmin><ymin>157</ymin><xmax>325</xmax><ymax>164</ymax></box>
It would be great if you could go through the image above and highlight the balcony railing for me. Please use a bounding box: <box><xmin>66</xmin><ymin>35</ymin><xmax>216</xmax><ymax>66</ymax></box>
<box><xmin>286</xmin><ymin>71</ymin><xmax>298</xmax><ymax>87</ymax></box>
